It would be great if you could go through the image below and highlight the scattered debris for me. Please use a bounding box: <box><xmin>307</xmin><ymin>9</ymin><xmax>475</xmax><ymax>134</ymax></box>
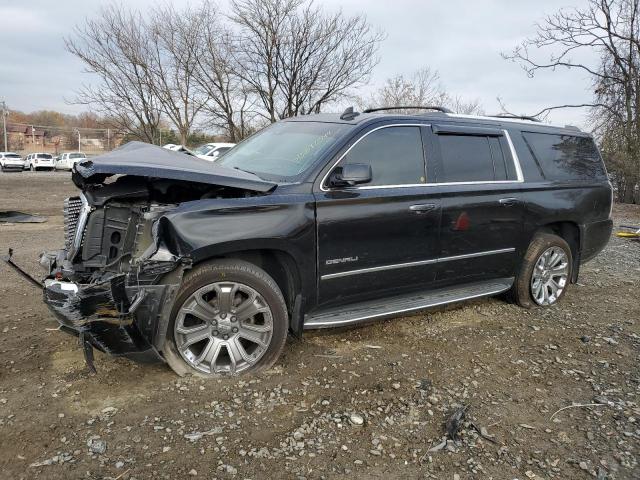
<box><xmin>550</xmin><ymin>403</ymin><xmax>610</xmax><ymax>420</ymax></box>
<box><xmin>469</xmin><ymin>422</ymin><xmax>499</xmax><ymax>444</ymax></box>
<box><xmin>86</xmin><ymin>436</ymin><xmax>107</xmax><ymax>454</ymax></box>
<box><xmin>184</xmin><ymin>427</ymin><xmax>223</xmax><ymax>442</ymax></box>
<box><xmin>445</xmin><ymin>405</ymin><xmax>468</xmax><ymax>440</ymax></box>
<box><xmin>519</xmin><ymin>423</ymin><xmax>536</xmax><ymax>430</ymax></box>
<box><xmin>428</xmin><ymin>437</ymin><xmax>448</xmax><ymax>452</ymax></box>
<box><xmin>0</xmin><ymin>211</ymin><xmax>47</xmax><ymax>223</ymax></box>
<box><xmin>29</xmin><ymin>453</ymin><xmax>73</xmax><ymax>467</ymax></box>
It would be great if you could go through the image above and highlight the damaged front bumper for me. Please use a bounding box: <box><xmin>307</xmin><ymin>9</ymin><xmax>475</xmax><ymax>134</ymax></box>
<box><xmin>35</xmin><ymin>243</ymin><xmax>185</xmax><ymax>365</ymax></box>
<box><xmin>42</xmin><ymin>273</ymin><xmax>167</xmax><ymax>363</ymax></box>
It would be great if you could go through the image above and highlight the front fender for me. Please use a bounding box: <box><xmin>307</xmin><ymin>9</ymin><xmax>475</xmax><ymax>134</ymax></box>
<box><xmin>157</xmin><ymin>193</ymin><xmax>317</xmax><ymax>305</ymax></box>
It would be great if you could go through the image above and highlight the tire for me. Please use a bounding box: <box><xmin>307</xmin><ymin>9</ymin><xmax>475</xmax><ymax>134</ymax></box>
<box><xmin>511</xmin><ymin>233</ymin><xmax>572</xmax><ymax>308</ymax></box>
<box><xmin>30</xmin><ymin>164</ymin><xmax>35</xmax><ymax>172</ymax></box>
<box><xmin>163</xmin><ymin>259</ymin><xmax>288</xmax><ymax>377</ymax></box>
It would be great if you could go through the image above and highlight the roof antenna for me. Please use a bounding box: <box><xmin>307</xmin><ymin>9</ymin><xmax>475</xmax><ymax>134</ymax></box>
<box><xmin>340</xmin><ymin>106</ymin><xmax>360</xmax><ymax>120</ymax></box>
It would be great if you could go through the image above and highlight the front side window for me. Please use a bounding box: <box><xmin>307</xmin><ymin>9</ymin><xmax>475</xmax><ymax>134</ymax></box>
<box><xmin>217</xmin><ymin>122</ymin><xmax>350</xmax><ymax>179</ymax></box>
<box><xmin>340</xmin><ymin>126</ymin><xmax>426</xmax><ymax>186</ymax></box>
<box><xmin>437</xmin><ymin>134</ymin><xmax>512</xmax><ymax>183</ymax></box>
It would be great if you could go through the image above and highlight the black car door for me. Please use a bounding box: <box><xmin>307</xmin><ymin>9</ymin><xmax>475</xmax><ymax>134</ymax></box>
<box><xmin>429</xmin><ymin>124</ymin><xmax>526</xmax><ymax>283</ymax></box>
<box><xmin>314</xmin><ymin>124</ymin><xmax>442</xmax><ymax>308</ymax></box>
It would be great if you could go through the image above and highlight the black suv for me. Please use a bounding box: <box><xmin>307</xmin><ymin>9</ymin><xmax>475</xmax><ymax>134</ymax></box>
<box><xmin>31</xmin><ymin>107</ymin><xmax>613</xmax><ymax>376</ymax></box>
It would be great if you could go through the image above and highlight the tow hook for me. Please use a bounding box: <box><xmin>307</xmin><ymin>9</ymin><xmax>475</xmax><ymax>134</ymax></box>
<box><xmin>1</xmin><ymin>248</ymin><xmax>42</xmax><ymax>288</ymax></box>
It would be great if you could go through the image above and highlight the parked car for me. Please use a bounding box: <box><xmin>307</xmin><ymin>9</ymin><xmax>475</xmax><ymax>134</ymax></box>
<box><xmin>55</xmin><ymin>152</ymin><xmax>87</xmax><ymax>171</ymax></box>
<box><xmin>24</xmin><ymin>153</ymin><xmax>55</xmax><ymax>171</ymax></box>
<box><xmin>162</xmin><ymin>144</ymin><xmax>184</xmax><ymax>151</ymax></box>
<box><xmin>25</xmin><ymin>107</ymin><xmax>612</xmax><ymax>377</ymax></box>
<box><xmin>193</xmin><ymin>142</ymin><xmax>235</xmax><ymax>161</ymax></box>
<box><xmin>0</xmin><ymin>152</ymin><xmax>25</xmax><ymax>171</ymax></box>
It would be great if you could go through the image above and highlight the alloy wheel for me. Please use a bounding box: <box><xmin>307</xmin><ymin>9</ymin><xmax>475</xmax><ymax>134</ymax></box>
<box><xmin>174</xmin><ymin>281</ymin><xmax>273</xmax><ymax>374</ymax></box>
<box><xmin>530</xmin><ymin>246</ymin><xmax>569</xmax><ymax>306</ymax></box>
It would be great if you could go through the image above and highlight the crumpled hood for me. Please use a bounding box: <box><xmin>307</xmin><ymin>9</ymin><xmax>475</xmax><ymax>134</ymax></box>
<box><xmin>73</xmin><ymin>141</ymin><xmax>276</xmax><ymax>193</ymax></box>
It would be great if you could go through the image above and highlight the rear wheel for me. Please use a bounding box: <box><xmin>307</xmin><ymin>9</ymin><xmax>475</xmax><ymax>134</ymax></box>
<box><xmin>163</xmin><ymin>259</ymin><xmax>288</xmax><ymax>377</ymax></box>
<box><xmin>511</xmin><ymin>233</ymin><xmax>572</xmax><ymax>308</ymax></box>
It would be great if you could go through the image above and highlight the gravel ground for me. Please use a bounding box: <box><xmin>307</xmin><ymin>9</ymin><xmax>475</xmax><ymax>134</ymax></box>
<box><xmin>0</xmin><ymin>172</ymin><xmax>639</xmax><ymax>480</ymax></box>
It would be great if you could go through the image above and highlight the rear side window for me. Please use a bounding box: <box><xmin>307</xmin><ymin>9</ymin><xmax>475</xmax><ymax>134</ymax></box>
<box><xmin>437</xmin><ymin>134</ymin><xmax>514</xmax><ymax>183</ymax></box>
<box><xmin>522</xmin><ymin>132</ymin><xmax>606</xmax><ymax>181</ymax></box>
<box><xmin>341</xmin><ymin>126</ymin><xmax>426</xmax><ymax>186</ymax></box>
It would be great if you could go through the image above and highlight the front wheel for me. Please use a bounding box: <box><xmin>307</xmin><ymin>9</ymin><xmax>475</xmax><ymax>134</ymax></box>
<box><xmin>163</xmin><ymin>259</ymin><xmax>289</xmax><ymax>377</ymax></box>
<box><xmin>511</xmin><ymin>233</ymin><xmax>572</xmax><ymax>308</ymax></box>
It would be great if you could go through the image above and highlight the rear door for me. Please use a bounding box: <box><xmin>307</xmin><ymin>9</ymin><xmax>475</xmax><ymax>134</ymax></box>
<box><xmin>430</xmin><ymin>124</ymin><xmax>526</xmax><ymax>283</ymax></box>
<box><xmin>314</xmin><ymin>124</ymin><xmax>441</xmax><ymax>308</ymax></box>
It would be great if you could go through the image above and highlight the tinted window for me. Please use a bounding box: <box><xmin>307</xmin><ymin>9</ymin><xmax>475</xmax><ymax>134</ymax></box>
<box><xmin>341</xmin><ymin>126</ymin><xmax>425</xmax><ymax>186</ymax></box>
<box><xmin>438</xmin><ymin>135</ymin><xmax>498</xmax><ymax>182</ymax></box>
<box><xmin>69</xmin><ymin>153</ymin><xmax>85</xmax><ymax>159</ymax></box>
<box><xmin>522</xmin><ymin>132</ymin><xmax>606</xmax><ymax>181</ymax></box>
<box><xmin>5</xmin><ymin>153</ymin><xmax>21</xmax><ymax>159</ymax></box>
<box><xmin>37</xmin><ymin>154</ymin><xmax>52</xmax><ymax>159</ymax></box>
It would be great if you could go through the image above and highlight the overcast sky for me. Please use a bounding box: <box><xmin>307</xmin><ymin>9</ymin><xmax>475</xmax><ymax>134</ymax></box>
<box><xmin>0</xmin><ymin>0</ymin><xmax>598</xmax><ymax>129</ymax></box>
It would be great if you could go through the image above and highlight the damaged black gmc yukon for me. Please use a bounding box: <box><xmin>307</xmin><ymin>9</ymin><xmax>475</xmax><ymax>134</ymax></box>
<box><xmin>34</xmin><ymin>107</ymin><xmax>613</xmax><ymax>376</ymax></box>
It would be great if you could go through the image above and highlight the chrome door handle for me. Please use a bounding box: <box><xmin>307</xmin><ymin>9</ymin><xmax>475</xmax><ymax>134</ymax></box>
<box><xmin>499</xmin><ymin>197</ymin><xmax>519</xmax><ymax>206</ymax></box>
<box><xmin>409</xmin><ymin>203</ymin><xmax>437</xmax><ymax>213</ymax></box>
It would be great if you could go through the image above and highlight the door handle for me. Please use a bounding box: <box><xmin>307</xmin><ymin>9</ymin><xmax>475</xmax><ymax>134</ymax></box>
<box><xmin>409</xmin><ymin>203</ymin><xmax>438</xmax><ymax>213</ymax></box>
<box><xmin>499</xmin><ymin>197</ymin><xmax>519</xmax><ymax>207</ymax></box>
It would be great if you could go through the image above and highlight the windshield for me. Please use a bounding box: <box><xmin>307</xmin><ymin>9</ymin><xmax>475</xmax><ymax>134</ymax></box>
<box><xmin>193</xmin><ymin>144</ymin><xmax>214</xmax><ymax>155</ymax></box>
<box><xmin>216</xmin><ymin>121</ymin><xmax>349</xmax><ymax>179</ymax></box>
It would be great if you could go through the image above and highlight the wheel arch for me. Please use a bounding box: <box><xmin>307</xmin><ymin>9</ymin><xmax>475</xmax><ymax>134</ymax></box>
<box><xmin>191</xmin><ymin>248</ymin><xmax>305</xmax><ymax>335</ymax></box>
<box><xmin>535</xmin><ymin>221</ymin><xmax>581</xmax><ymax>282</ymax></box>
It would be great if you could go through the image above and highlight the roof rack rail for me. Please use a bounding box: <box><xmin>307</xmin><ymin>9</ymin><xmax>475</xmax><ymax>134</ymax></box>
<box><xmin>363</xmin><ymin>105</ymin><xmax>453</xmax><ymax>114</ymax></box>
<box><xmin>490</xmin><ymin>114</ymin><xmax>541</xmax><ymax>123</ymax></box>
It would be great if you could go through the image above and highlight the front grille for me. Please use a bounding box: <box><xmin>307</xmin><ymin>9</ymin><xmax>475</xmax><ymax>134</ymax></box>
<box><xmin>63</xmin><ymin>196</ymin><xmax>83</xmax><ymax>251</ymax></box>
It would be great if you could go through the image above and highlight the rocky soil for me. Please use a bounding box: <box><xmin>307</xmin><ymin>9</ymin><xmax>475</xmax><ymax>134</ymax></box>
<box><xmin>0</xmin><ymin>172</ymin><xmax>638</xmax><ymax>479</ymax></box>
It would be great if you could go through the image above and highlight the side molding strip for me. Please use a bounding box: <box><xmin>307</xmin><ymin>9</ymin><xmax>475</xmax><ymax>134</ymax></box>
<box><xmin>321</xmin><ymin>247</ymin><xmax>515</xmax><ymax>280</ymax></box>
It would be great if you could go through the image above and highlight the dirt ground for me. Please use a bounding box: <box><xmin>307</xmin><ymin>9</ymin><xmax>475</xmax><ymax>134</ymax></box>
<box><xmin>0</xmin><ymin>172</ymin><xmax>638</xmax><ymax>480</ymax></box>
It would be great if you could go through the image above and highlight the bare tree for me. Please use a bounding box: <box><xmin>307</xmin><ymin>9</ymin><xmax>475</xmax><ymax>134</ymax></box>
<box><xmin>360</xmin><ymin>67</ymin><xmax>483</xmax><ymax>115</ymax></box>
<box><xmin>146</xmin><ymin>4</ymin><xmax>210</xmax><ymax>145</ymax></box>
<box><xmin>503</xmin><ymin>0</ymin><xmax>640</xmax><ymax>203</ymax></box>
<box><xmin>193</xmin><ymin>2</ymin><xmax>257</xmax><ymax>142</ymax></box>
<box><xmin>229</xmin><ymin>0</ymin><xmax>384</xmax><ymax>122</ymax></box>
<box><xmin>65</xmin><ymin>5</ymin><xmax>162</xmax><ymax>143</ymax></box>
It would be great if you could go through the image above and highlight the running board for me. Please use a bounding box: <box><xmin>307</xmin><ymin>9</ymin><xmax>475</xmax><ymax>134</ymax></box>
<box><xmin>304</xmin><ymin>278</ymin><xmax>514</xmax><ymax>329</ymax></box>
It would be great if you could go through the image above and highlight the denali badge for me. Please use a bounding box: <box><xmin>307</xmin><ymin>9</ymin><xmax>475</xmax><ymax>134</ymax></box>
<box><xmin>325</xmin><ymin>256</ymin><xmax>359</xmax><ymax>265</ymax></box>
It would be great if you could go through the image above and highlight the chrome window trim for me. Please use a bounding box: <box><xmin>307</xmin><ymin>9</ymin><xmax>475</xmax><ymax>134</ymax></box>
<box><xmin>320</xmin><ymin>123</ymin><xmax>430</xmax><ymax>192</ymax></box>
<box><xmin>321</xmin><ymin>247</ymin><xmax>515</xmax><ymax>280</ymax></box>
<box><xmin>320</xmin><ymin>125</ymin><xmax>524</xmax><ymax>192</ymax></box>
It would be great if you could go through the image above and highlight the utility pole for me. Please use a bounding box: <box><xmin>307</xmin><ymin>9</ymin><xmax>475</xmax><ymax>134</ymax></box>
<box><xmin>74</xmin><ymin>128</ymin><xmax>81</xmax><ymax>153</ymax></box>
<box><xmin>30</xmin><ymin>125</ymin><xmax>35</xmax><ymax>145</ymax></box>
<box><xmin>1</xmin><ymin>101</ymin><xmax>7</xmax><ymax>152</ymax></box>
<box><xmin>107</xmin><ymin>128</ymin><xmax>110</xmax><ymax>150</ymax></box>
